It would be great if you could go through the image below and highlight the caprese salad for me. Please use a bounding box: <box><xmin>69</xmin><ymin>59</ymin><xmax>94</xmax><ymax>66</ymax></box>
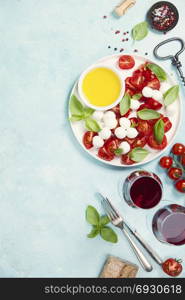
<box><xmin>70</xmin><ymin>55</ymin><xmax>179</xmax><ymax>165</ymax></box>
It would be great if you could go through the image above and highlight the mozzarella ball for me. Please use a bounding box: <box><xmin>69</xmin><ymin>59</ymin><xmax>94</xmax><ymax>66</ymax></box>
<box><xmin>99</xmin><ymin>127</ymin><xmax>112</xmax><ymax>140</ymax></box>
<box><xmin>103</xmin><ymin>111</ymin><xmax>116</xmax><ymax>120</ymax></box>
<box><xmin>130</xmin><ymin>99</ymin><xmax>141</xmax><ymax>110</ymax></box>
<box><xmin>104</xmin><ymin>117</ymin><xmax>118</xmax><ymax>129</ymax></box>
<box><xmin>152</xmin><ymin>90</ymin><xmax>163</xmax><ymax>101</ymax></box>
<box><xmin>119</xmin><ymin>141</ymin><xmax>131</xmax><ymax>154</ymax></box>
<box><xmin>92</xmin><ymin>111</ymin><xmax>104</xmax><ymax>121</ymax></box>
<box><xmin>142</xmin><ymin>86</ymin><xmax>153</xmax><ymax>98</ymax></box>
<box><xmin>126</xmin><ymin>127</ymin><xmax>138</xmax><ymax>138</ymax></box>
<box><xmin>92</xmin><ymin>136</ymin><xmax>104</xmax><ymax>148</ymax></box>
<box><xmin>115</xmin><ymin>127</ymin><xmax>127</xmax><ymax>139</ymax></box>
<box><xmin>119</xmin><ymin>117</ymin><xmax>131</xmax><ymax>128</ymax></box>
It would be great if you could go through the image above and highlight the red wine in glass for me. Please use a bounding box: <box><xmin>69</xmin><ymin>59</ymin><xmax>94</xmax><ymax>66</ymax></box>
<box><xmin>152</xmin><ymin>204</ymin><xmax>185</xmax><ymax>246</ymax></box>
<box><xmin>123</xmin><ymin>170</ymin><xmax>163</xmax><ymax>209</ymax></box>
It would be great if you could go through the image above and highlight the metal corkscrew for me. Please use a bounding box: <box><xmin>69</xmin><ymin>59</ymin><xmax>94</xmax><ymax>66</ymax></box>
<box><xmin>154</xmin><ymin>37</ymin><xmax>185</xmax><ymax>86</ymax></box>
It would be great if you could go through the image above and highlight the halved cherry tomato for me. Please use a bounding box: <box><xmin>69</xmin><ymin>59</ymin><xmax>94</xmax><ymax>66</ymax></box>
<box><xmin>168</xmin><ymin>167</ymin><xmax>183</xmax><ymax>180</ymax></box>
<box><xmin>132</xmin><ymin>134</ymin><xmax>147</xmax><ymax>148</ymax></box>
<box><xmin>123</xmin><ymin>137</ymin><xmax>135</xmax><ymax>148</ymax></box>
<box><xmin>83</xmin><ymin>131</ymin><xmax>97</xmax><ymax>149</ymax></box>
<box><xmin>137</xmin><ymin>103</ymin><xmax>151</xmax><ymax>111</ymax></box>
<box><xmin>125</xmin><ymin>77</ymin><xmax>138</xmax><ymax>95</ymax></box>
<box><xmin>162</xmin><ymin>117</ymin><xmax>172</xmax><ymax>132</ymax></box>
<box><xmin>162</xmin><ymin>258</ymin><xmax>183</xmax><ymax>277</ymax></box>
<box><xmin>111</xmin><ymin>104</ymin><xmax>121</xmax><ymax>118</ymax></box>
<box><xmin>130</xmin><ymin>70</ymin><xmax>145</xmax><ymax>91</ymax></box>
<box><xmin>129</xmin><ymin>117</ymin><xmax>139</xmax><ymax>127</ymax></box>
<box><xmin>121</xmin><ymin>153</ymin><xmax>135</xmax><ymax>165</ymax></box>
<box><xmin>147</xmin><ymin>113</ymin><xmax>164</xmax><ymax>126</ymax></box>
<box><xmin>172</xmin><ymin>143</ymin><xmax>185</xmax><ymax>155</ymax></box>
<box><xmin>137</xmin><ymin>120</ymin><xmax>152</xmax><ymax>136</ymax></box>
<box><xmin>175</xmin><ymin>179</ymin><xmax>185</xmax><ymax>193</ymax></box>
<box><xmin>146</xmin><ymin>78</ymin><xmax>160</xmax><ymax>90</ymax></box>
<box><xmin>146</xmin><ymin>98</ymin><xmax>162</xmax><ymax>110</ymax></box>
<box><xmin>119</xmin><ymin>55</ymin><xmax>135</xmax><ymax>70</ymax></box>
<box><xmin>147</xmin><ymin>134</ymin><xmax>167</xmax><ymax>150</ymax></box>
<box><xmin>104</xmin><ymin>137</ymin><xmax>119</xmax><ymax>156</ymax></box>
<box><xmin>159</xmin><ymin>156</ymin><xmax>173</xmax><ymax>169</ymax></box>
<box><xmin>142</xmin><ymin>68</ymin><xmax>156</xmax><ymax>81</ymax></box>
<box><xmin>98</xmin><ymin>146</ymin><xmax>114</xmax><ymax>161</ymax></box>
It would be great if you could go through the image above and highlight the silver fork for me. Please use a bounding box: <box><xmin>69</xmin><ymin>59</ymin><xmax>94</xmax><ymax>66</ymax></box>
<box><xmin>101</xmin><ymin>195</ymin><xmax>153</xmax><ymax>272</ymax></box>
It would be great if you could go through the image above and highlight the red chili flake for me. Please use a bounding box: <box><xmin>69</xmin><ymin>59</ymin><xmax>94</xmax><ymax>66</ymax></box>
<box><xmin>115</xmin><ymin>30</ymin><xmax>120</xmax><ymax>34</ymax></box>
<box><xmin>120</xmin><ymin>48</ymin><xmax>124</xmax><ymax>52</ymax></box>
<box><xmin>103</xmin><ymin>15</ymin><xmax>107</xmax><ymax>19</ymax></box>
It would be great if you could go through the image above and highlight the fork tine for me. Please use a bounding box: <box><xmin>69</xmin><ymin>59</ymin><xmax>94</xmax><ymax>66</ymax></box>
<box><xmin>101</xmin><ymin>199</ymin><xmax>113</xmax><ymax>221</ymax></box>
<box><xmin>104</xmin><ymin>197</ymin><xmax>120</xmax><ymax>219</ymax></box>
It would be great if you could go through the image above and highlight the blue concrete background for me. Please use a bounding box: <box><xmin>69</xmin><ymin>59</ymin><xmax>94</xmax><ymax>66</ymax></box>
<box><xmin>0</xmin><ymin>0</ymin><xmax>184</xmax><ymax>277</ymax></box>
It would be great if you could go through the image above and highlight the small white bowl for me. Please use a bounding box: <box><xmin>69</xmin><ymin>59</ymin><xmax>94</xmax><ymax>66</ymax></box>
<box><xmin>78</xmin><ymin>65</ymin><xmax>125</xmax><ymax>111</ymax></box>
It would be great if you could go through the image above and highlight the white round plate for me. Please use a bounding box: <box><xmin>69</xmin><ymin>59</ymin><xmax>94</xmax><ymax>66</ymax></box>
<box><xmin>69</xmin><ymin>54</ymin><xmax>181</xmax><ymax>167</ymax></box>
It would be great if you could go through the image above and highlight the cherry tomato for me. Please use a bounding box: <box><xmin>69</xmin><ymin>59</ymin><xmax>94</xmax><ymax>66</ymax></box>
<box><xmin>143</xmin><ymin>68</ymin><xmax>156</xmax><ymax>81</ymax></box>
<box><xmin>147</xmin><ymin>113</ymin><xmax>164</xmax><ymax>126</ymax></box>
<box><xmin>130</xmin><ymin>71</ymin><xmax>145</xmax><ymax>90</ymax></box>
<box><xmin>146</xmin><ymin>98</ymin><xmax>162</xmax><ymax>110</ymax></box>
<box><xmin>162</xmin><ymin>117</ymin><xmax>172</xmax><ymax>132</ymax></box>
<box><xmin>168</xmin><ymin>167</ymin><xmax>183</xmax><ymax>180</ymax></box>
<box><xmin>147</xmin><ymin>134</ymin><xmax>167</xmax><ymax>150</ymax></box>
<box><xmin>104</xmin><ymin>137</ymin><xmax>119</xmax><ymax>156</ymax></box>
<box><xmin>83</xmin><ymin>131</ymin><xmax>97</xmax><ymax>149</ymax></box>
<box><xmin>129</xmin><ymin>117</ymin><xmax>139</xmax><ymax>127</ymax></box>
<box><xmin>119</xmin><ymin>55</ymin><xmax>135</xmax><ymax>70</ymax></box>
<box><xmin>123</xmin><ymin>137</ymin><xmax>135</xmax><ymax>148</ymax></box>
<box><xmin>175</xmin><ymin>179</ymin><xmax>185</xmax><ymax>193</ymax></box>
<box><xmin>98</xmin><ymin>146</ymin><xmax>114</xmax><ymax>161</ymax></box>
<box><xmin>121</xmin><ymin>153</ymin><xmax>135</xmax><ymax>165</ymax></box>
<box><xmin>132</xmin><ymin>134</ymin><xmax>147</xmax><ymax>148</ymax></box>
<box><xmin>159</xmin><ymin>156</ymin><xmax>173</xmax><ymax>169</ymax></box>
<box><xmin>172</xmin><ymin>143</ymin><xmax>185</xmax><ymax>155</ymax></box>
<box><xmin>137</xmin><ymin>120</ymin><xmax>152</xmax><ymax>136</ymax></box>
<box><xmin>146</xmin><ymin>78</ymin><xmax>160</xmax><ymax>90</ymax></box>
<box><xmin>137</xmin><ymin>103</ymin><xmax>151</xmax><ymax>111</ymax></box>
<box><xmin>180</xmin><ymin>154</ymin><xmax>185</xmax><ymax>166</ymax></box>
<box><xmin>125</xmin><ymin>77</ymin><xmax>138</xmax><ymax>95</ymax></box>
<box><xmin>162</xmin><ymin>258</ymin><xmax>183</xmax><ymax>277</ymax></box>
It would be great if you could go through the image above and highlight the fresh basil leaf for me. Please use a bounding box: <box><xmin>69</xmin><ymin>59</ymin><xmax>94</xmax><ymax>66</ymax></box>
<box><xmin>154</xmin><ymin>119</ymin><xmax>164</xmax><ymax>144</ymax></box>
<box><xmin>132</xmin><ymin>93</ymin><xmax>142</xmax><ymax>100</ymax></box>
<box><xmin>87</xmin><ymin>226</ymin><xmax>99</xmax><ymax>238</ymax></box>
<box><xmin>69</xmin><ymin>115</ymin><xmax>84</xmax><ymax>122</ymax></box>
<box><xmin>85</xmin><ymin>117</ymin><xmax>101</xmax><ymax>132</ymax></box>
<box><xmin>100</xmin><ymin>215</ymin><xmax>110</xmax><ymax>226</ymax></box>
<box><xmin>69</xmin><ymin>95</ymin><xmax>84</xmax><ymax>116</ymax></box>
<box><xmin>137</xmin><ymin>109</ymin><xmax>160</xmax><ymax>120</ymax></box>
<box><xmin>147</xmin><ymin>63</ymin><xmax>167</xmax><ymax>81</ymax></box>
<box><xmin>86</xmin><ymin>206</ymin><xmax>100</xmax><ymax>225</ymax></box>
<box><xmin>120</xmin><ymin>93</ymin><xmax>131</xmax><ymax>116</ymax></box>
<box><xmin>130</xmin><ymin>147</ymin><xmax>149</xmax><ymax>162</ymax></box>
<box><xmin>164</xmin><ymin>85</ymin><xmax>179</xmax><ymax>106</ymax></box>
<box><xmin>114</xmin><ymin>148</ymin><xmax>123</xmax><ymax>156</ymax></box>
<box><xmin>84</xmin><ymin>107</ymin><xmax>95</xmax><ymax>118</ymax></box>
<box><xmin>132</xmin><ymin>21</ymin><xmax>148</xmax><ymax>41</ymax></box>
<box><xmin>100</xmin><ymin>226</ymin><xmax>118</xmax><ymax>243</ymax></box>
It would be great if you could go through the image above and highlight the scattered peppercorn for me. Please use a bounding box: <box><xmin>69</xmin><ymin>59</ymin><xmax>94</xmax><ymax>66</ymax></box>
<box><xmin>145</xmin><ymin>52</ymin><xmax>148</xmax><ymax>55</ymax></box>
<box><xmin>115</xmin><ymin>30</ymin><xmax>120</xmax><ymax>34</ymax></box>
<box><xmin>134</xmin><ymin>49</ymin><xmax>138</xmax><ymax>52</ymax></box>
<box><xmin>114</xmin><ymin>48</ymin><xmax>117</xmax><ymax>51</ymax></box>
<box><xmin>120</xmin><ymin>48</ymin><xmax>124</xmax><ymax>52</ymax></box>
<box><xmin>126</xmin><ymin>38</ymin><xmax>129</xmax><ymax>41</ymax></box>
<box><xmin>108</xmin><ymin>46</ymin><xmax>111</xmax><ymax>49</ymax></box>
<box><xmin>127</xmin><ymin>31</ymin><xmax>129</xmax><ymax>34</ymax></box>
<box><xmin>123</xmin><ymin>32</ymin><xmax>127</xmax><ymax>35</ymax></box>
<box><xmin>122</xmin><ymin>39</ymin><xmax>125</xmax><ymax>42</ymax></box>
<box><xmin>103</xmin><ymin>16</ymin><xmax>107</xmax><ymax>19</ymax></box>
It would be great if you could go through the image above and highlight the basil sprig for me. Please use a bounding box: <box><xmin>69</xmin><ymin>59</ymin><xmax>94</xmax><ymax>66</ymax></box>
<box><xmin>154</xmin><ymin>119</ymin><xmax>164</xmax><ymax>144</ymax></box>
<box><xmin>132</xmin><ymin>21</ymin><xmax>148</xmax><ymax>41</ymax></box>
<box><xmin>86</xmin><ymin>206</ymin><xmax>118</xmax><ymax>243</ymax></box>
<box><xmin>132</xmin><ymin>93</ymin><xmax>142</xmax><ymax>100</ymax></box>
<box><xmin>69</xmin><ymin>95</ymin><xmax>101</xmax><ymax>132</ymax></box>
<box><xmin>137</xmin><ymin>109</ymin><xmax>160</xmax><ymax>120</ymax></box>
<box><xmin>147</xmin><ymin>63</ymin><xmax>167</xmax><ymax>81</ymax></box>
<box><xmin>164</xmin><ymin>85</ymin><xmax>179</xmax><ymax>106</ymax></box>
<box><xmin>129</xmin><ymin>147</ymin><xmax>149</xmax><ymax>162</ymax></box>
<box><xmin>120</xmin><ymin>93</ymin><xmax>131</xmax><ymax>116</ymax></box>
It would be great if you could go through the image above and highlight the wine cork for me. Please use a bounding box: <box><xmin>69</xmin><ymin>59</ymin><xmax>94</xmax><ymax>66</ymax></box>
<box><xmin>114</xmin><ymin>0</ymin><xmax>136</xmax><ymax>17</ymax></box>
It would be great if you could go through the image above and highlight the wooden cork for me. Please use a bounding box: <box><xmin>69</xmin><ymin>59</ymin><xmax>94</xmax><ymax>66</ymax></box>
<box><xmin>114</xmin><ymin>0</ymin><xmax>136</xmax><ymax>17</ymax></box>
